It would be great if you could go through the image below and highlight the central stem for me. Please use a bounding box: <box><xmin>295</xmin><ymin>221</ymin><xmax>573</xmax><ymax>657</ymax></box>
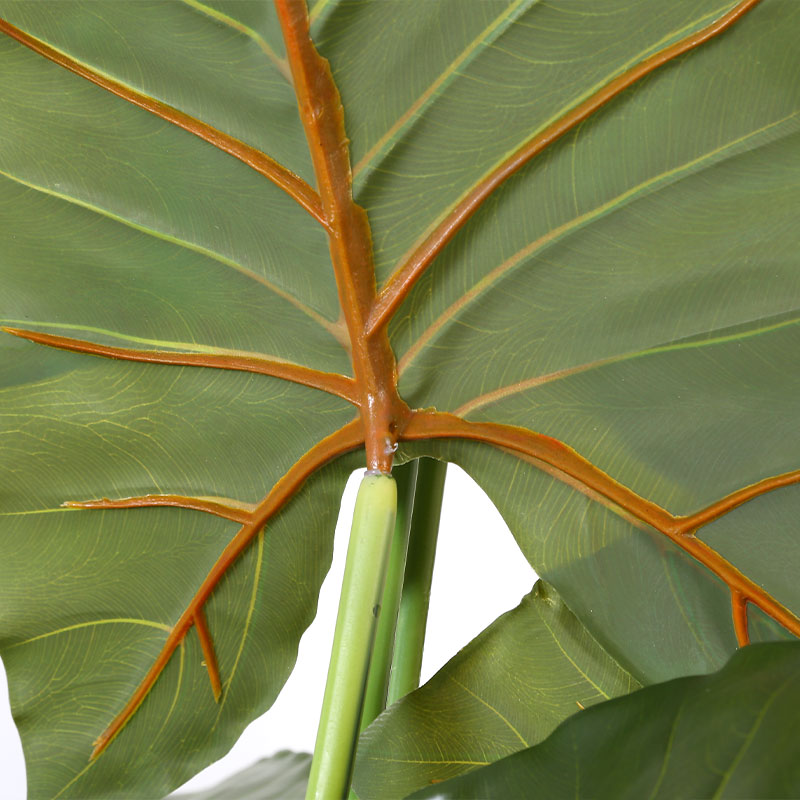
<box><xmin>359</xmin><ymin>460</ymin><xmax>419</xmax><ymax>730</ymax></box>
<box><xmin>306</xmin><ymin>472</ymin><xmax>398</xmax><ymax>800</ymax></box>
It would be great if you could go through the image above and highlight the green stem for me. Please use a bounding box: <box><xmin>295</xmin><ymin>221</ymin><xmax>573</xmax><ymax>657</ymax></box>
<box><xmin>387</xmin><ymin>458</ymin><xmax>447</xmax><ymax>706</ymax></box>
<box><xmin>306</xmin><ymin>471</ymin><xmax>397</xmax><ymax>800</ymax></box>
<box><xmin>359</xmin><ymin>460</ymin><xmax>419</xmax><ymax>731</ymax></box>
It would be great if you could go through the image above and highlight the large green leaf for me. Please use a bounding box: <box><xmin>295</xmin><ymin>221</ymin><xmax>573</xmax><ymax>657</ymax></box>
<box><xmin>353</xmin><ymin>581</ymin><xmax>640</xmax><ymax>799</ymax></box>
<box><xmin>409</xmin><ymin>641</ymin><xmax>800</xmax><ymax>799</ymax></box>
<box><xmin>1</xmin><ymin>0</ymin><xmax>798</xmax><ymax>797</ymax></box>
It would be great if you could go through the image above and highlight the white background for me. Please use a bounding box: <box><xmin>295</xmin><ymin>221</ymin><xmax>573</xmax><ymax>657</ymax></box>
<box><xmin>0</xmin><ymin>465</ymin><xmax>536</xmax><ymax>798</ymax></box>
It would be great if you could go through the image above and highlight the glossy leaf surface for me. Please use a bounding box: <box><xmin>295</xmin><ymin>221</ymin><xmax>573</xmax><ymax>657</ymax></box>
<box><xmin>353</xmin><ymin>581</ymin><xmax>640</xmax><ymax>799</ymax></box>
<box><xmin>0</xmin><ymin>0</ymin><xmax>798</xmax><ymax>797</ymax></box>
<box><xmin>409</xmin><ymin>641</ymin><xmax>800</xmax><ymax>799</ymax></box>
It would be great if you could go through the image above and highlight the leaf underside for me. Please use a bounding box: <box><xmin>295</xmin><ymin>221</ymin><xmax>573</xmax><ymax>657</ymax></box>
<box><xmin>0</xmin><ymin>1</ymin><xmax>798</xmax><ymax>797</ymax></box>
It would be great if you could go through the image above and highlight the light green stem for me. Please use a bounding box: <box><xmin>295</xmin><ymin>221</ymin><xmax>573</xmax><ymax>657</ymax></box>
<box><xmin>359</xmin><ymin>460</ymin><xmax>419</xmax><ymax>731</ymax></box>
<box><xmin>306</xmin><ymin>471</ymin><xmax>397</xmax><ymax>800</ymax></box>
<box><xmin>387</xmin><ymin>458</ymin><xmax>447</xmax><ymax>706</ymax></box>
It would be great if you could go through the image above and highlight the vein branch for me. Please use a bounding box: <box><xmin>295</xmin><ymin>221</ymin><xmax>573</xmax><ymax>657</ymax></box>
<box><xmin>366</xmin><ymin>0</ymin><xmax>763</xmax><ymax>335</ymax></box>
<box><xmin>0</xmin><ymin>17</ymin><xmax>327</xmax><ymax>228</ymax></box>
<box><xmin>405</xmin><ymin>409</ymin><xmax>676</xmax><ymax>529</ymax></box>
<box><xmin>403</xmin><ymin>410</ymin><xmax>800</xmax><ymax>639</ymax></box>
<box><xmin>731</xmin><ymin>589</ymin><xmax>750</xmax><ymax>647</ymax></box>
<box><xmin>193</xmin><ymin>607</ymin><xmax>222</xmax><ymax>701</ymax></box>
<box><xmin>63</xmin><ymin>494</ymin><xmax>255</xmax><ymax>524</ymax></box>
<box><xmin>90</xmin><ymin>417</ymin><xmax>364</xmax><ymax>759</ymax></box>
<box><xmin>673</xmin><ymin>470</ymin><xmax>800</xmax><ymax>535</ymax></box>
<box><xmin>3</xmin><ymin>327</ymin><xmax>358</xmax><ymax>405</ymax></box>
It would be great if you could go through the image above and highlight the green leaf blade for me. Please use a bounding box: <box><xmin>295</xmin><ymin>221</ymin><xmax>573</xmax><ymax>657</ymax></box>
<box><xmin>394</xmin><ymin>0</ymin><xmax>800</xmax><ymax>416</ymax></box>
<box><xmin>393</xmin><ymin>0</ymin><xmax>800</xmax><ymax>687</ymax></box>
<box><xmin>319</xmin><ymin>0</ymin><xmax>748</xmax><ymax>283</ymax></box>
<box><xmin>0</xmin><ymin>354</ymin><xmax>358</xmax><ymax>798</ymax></box>
<box><xmin>0</xmin><ymin>0</ymin><xmax>308</xmax><ymax>179</ymax></box>
<box><xmin>2</xmin><ymin>0</ymin><xmax>799</xmax><ymax>795</ymax></box>
<box><xmin>408</xmin><ymin>642</ymin><xmax>800</xmax><ymax>799</ymax></box>
<box><xmin>353</xmin><ymin>581</ymin><xmax>640</xmax><ymax>799</ymax></box>
<box><xmin>0</xmin><ymin>13</ymin><xmax>343</xmax><ymax>334</ymax></box>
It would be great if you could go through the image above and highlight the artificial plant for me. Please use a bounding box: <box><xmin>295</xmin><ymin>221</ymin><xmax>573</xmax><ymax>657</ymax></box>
<box><xmin>1</xmin><ymin>0</ymin><xmax>799</xmax><ymax>797</ymax></box>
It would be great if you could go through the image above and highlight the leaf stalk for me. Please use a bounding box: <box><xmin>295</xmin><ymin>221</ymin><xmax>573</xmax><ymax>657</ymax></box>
<box><xmin>306</xmin><ymin>471</ymin><xmax>398</xmax><ymax>800</ymax></box>
<box><xmin>358</xmin><ymin>460</ymin><xmax>419</xmax><ymax>734</ymax></box>
<box><xmin>388</xmin><ymin>458</ymin><xmax>447</xmax><ymax>704</ymax></box>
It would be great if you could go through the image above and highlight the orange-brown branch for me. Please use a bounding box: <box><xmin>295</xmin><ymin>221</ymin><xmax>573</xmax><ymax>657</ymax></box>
<box><xmin>70</xmin><ymin>403</ymin><xmax>800</xmax><ymax>761</ymax></box>
<box><xmin>274</xmin><ymin>0</ymin><xmax>410</xmax><ymax>471</ymax></box>
<box><xmin>731</xmin><ymin>590</ymin><xmax>750</xmax><ymax>647</ymax></box>
<box><xmin>3</xmin><ymin>327</ymin><xmax>358</xmax><ymax>405</ymax></box>
<box><xmin>367</xmin><ymin>0</ymin><xmax>763</xmax><ymax>335</ymax></box>
<box><xmin>403</xmin><ymin>410</ymin><xmax>800</xmax><ymax>639</ymax></box>
<box><xmin>673</xmin><ymin>469</ymin><xmax>800</xmax><ymax>535</ymax></box>
<box><xmin>194</xmin><ymin>607</ymin><xmax>222</xmax><ymax>701</ymax></box>
<box><xmin>674</xmin><ymin>536</ymin><xmax>798</xmax><ymax>640</ymax></box>
<box><xmin>91</xmin><ymin>417</ymin><xmax>364</xmax><ymax>759</ymax></box>
<box><xmin>405</xmin><ymin>410</ymin><xmax>676</xmax><ymax>527</ymax></box>
<box><xmin>64</xmin><ymin>494</ymin><xmax>254</xmax><ymax>524</ymax></box>
<box><xmin>0</xmin><ymin>17</ymin><xmax>327</xmax><ymax>228</ymax></box>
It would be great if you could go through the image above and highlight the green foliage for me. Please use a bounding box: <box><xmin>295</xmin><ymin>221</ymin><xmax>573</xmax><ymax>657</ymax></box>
<box><xmin>409</xmin><ymin>642</ymin><xmax>800</xmax><ymax>799</ymax></box>
<box><xmin>182</xmin><ymin>751</ymin><xmax>310</xmax><ymax>800</ymax></box>
<box><xmin>354</xmin><ymin>581</ymin><xmax>640</xmax><ymax>799</ymax></box>
<box><xmin>0</xmin><ymin>1</ymin><xmax>798</xmax><ymax>797</ymax></box>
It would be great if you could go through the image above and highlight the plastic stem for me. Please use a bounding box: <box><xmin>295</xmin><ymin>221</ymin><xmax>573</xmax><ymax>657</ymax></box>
<box><xmin>306</xmin><ymin>471</ymin><xmax>397</xmax><ymax>800</ymax></box>
<box><xmin>387</xmin><ymin>458</ymin><xmax>447</xmax><ymax>705</ymax></box>
<box><xmin>358</xmin><ymin>460</ymin><xmax>419</xmax><ymax>733</ymax></box>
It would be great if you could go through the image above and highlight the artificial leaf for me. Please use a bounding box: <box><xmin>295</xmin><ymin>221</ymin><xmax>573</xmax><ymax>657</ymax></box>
<box><xmin>353</xmin><ymin>581</ymin><xmax>640</xmax><ymax>799</ymax></box>
<box><xmin>0</xmin><ymin>363</ymin><xmax>359</xmax><ymax>797</ymax></box>
<box><xmin>178</xmin><ymin>751</ymin><xmax>310</xmax><ymax>800</ymax></box>
<box><xmin>0</xmin><ymin>0</ymin><xmax>798</xmax><ymax>797</ymax></box>
<box><xmin>408</xmin><ymin>641</ymin><xmax>800</xmax><ymax>799</ymax></box>
<box><xmin>393</xmin><ymin>0</ymin><xmax>800</xmax><ymax>682</ymax></box>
